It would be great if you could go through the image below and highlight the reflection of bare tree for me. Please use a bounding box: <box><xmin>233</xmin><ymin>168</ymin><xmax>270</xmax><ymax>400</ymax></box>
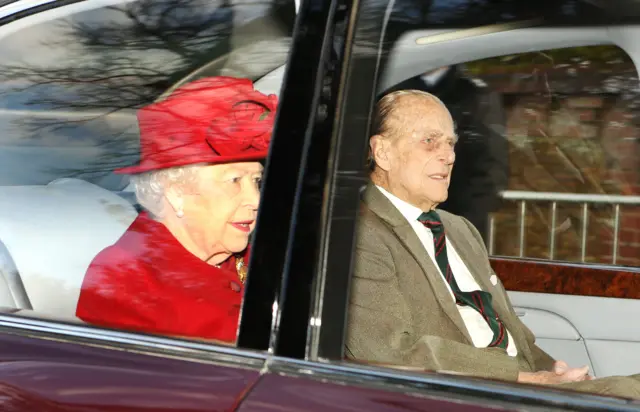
<box><xmin>2</xmin><ymin>0</ymin><xmax>239</xmax><ymax>112</ymax></box>
<box><xmin>0</xmin><ymin>0</ymin><xmax>293</xmax><ymax>183</ymax></box>
<box><xmin>470</xmin><ymin>49</ymin><xmax>640</xmax><ymax>264</ymax></box>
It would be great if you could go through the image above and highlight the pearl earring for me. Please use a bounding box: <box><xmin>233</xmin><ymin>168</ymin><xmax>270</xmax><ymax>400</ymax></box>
<box><xmin>176</xmin><ymin>209</ymin><xmax>184</xmax><ymax>218</ymax></box>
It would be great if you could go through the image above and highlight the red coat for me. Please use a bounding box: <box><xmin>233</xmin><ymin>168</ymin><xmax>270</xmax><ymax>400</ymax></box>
<box><xmin>76</xmin><ymin>212</ymin><xmax>245</xmax><ymax>343</ymax></box>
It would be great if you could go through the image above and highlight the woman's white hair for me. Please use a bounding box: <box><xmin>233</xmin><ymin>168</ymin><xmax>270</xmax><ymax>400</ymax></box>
<box><xmin>130</xmin><ymin>164</ymin><xmax>201</xmax><ymax>218</ymax></box>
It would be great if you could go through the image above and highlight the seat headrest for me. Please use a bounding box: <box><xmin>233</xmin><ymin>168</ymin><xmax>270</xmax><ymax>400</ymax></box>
<box><xmin>0</xmin><ymin>178</ymin><xmax>137</xmax><ymax>317</ymax></box>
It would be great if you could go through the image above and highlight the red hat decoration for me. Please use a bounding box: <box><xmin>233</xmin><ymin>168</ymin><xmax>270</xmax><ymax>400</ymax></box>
<box><xmin>117</xmin><ymin>76</ymin><xmax>278</xmax><ymax>174</ymax></box>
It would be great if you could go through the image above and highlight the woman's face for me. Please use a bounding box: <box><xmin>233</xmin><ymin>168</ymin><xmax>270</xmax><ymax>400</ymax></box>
<box><xmin>175</xmin><ymin>162</ymin><xmax>263</xmax><ymax>259</ymax></box>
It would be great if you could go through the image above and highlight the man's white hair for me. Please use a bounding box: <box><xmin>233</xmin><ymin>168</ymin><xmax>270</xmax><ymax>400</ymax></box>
<box><xmin>368</xmin><ymin>89</ymin><xmax>452</xmax><ymax>172</ymax></box>
<box><xmin>373</xmin><ymin>89</ymin><xmax>448</xmax><ymax>137</ymax></box>
<box><xmin>130</xmin><ymin>164</ymin><xmax>201</xmax><ymax>218</ymax></box>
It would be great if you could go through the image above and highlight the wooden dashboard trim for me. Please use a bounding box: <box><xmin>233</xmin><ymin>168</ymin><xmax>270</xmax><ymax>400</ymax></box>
<box><xmin>489</xmin><ymin>257</ymin><xmax>640</xmax><ymax>299</ymax></box>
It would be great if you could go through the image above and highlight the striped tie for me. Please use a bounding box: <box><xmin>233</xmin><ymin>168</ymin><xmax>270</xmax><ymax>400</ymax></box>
<box><xmin>418</xmin><ymin>210</ymin><xmax>508</xmax><ymax>349</ymax></box>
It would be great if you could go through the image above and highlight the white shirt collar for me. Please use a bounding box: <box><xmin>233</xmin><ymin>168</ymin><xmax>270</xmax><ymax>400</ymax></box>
<box><xmin>375</xmin><ymin>185</ymin><xmax>423</xmax><ymax>223</ymax></box>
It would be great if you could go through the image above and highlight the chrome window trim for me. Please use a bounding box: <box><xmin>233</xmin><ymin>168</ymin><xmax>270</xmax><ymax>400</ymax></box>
<box><xmin>267</xmin><ymin>357</ymin><xmax>640</xmax><ymax>411</ymax></box>
<box><xmin>0</xmin><ymin>313</ymin><xmax>267</xmax><ymax>368</ymax></box>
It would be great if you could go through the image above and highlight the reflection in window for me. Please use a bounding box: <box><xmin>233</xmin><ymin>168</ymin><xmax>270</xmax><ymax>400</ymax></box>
<box><xmin>0</xmin><ymin>0</ymin><xmax>292</xmax><ymax>190</ymax></box>
<box><xmin>0</xmin><ymin>0</ymin><xmax>293</xmax><ymax>336</ymax></box>
<box><xmin>466</xmin><ymin>46</ymin><xmax>640</xmax><ymax>266</ymax></box>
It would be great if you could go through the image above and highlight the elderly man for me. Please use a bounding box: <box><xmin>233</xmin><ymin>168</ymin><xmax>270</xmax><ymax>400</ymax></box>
<box><xmin>383</xmin><ymin>66</ymin><xmax>509</xmax><ymax>243</ymax></box>
<box><xmin>346</xmin><ymin>89</ymin><xmax>640</xmax><ymax>397</ymax></box>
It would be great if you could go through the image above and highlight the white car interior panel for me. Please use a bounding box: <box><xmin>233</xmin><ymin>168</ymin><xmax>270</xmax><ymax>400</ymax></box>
<box><xmin>534</xmin><ymin>339</ymin><xmax>594</xmax><ymax>377</ymax></box>
<box><xmin>509</xmin><ymin>292</ymin><xmax>640</xmax><ymax>341</ymax></box>
<box><xmin>379</xmin><ymin>26</ymin><xmax>640</xmax><ymax>92</ymax></box>
<box><xmin>0</xmin><ymin>178</ymin><xmax>137</xmax><ymax>318</ymax></box>
<box><xmin>513</xmin><ymin>306</ymin><xmax>594</xmax><ymax>375</ymax></box>
<box><xmin>513</xmin><ymin>307</ymin><xmax>581</xmax><ymax>340</ymax></box>
<box><xmin>509</xmin><ymin>291</ymin><xmax>640</xmax><ymax>377</ymax></box>
<box><xmin>586</xmin><ymin>340</ymin><xmax>640</xmax><ymax>378</ymax></box>
<box><xmin>608</xmin><ymin>26</ymin><xmax>640</xmax><ymax>74</ymax></box>
<box><xmin>254</xmin><ymin>64</ymin><xmax>287</xmax><ymax>97</ymax></box>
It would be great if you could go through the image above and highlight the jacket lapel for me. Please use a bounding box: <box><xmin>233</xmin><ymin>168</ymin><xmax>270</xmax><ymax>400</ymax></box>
<box><xmin>363</xmin><ymin>185</ymin><xmax>473</xmax><ymax>343</ymax></box>
<box><xmin>440</xmin><ymin>211</ymin><xmax>536</xmax><ymax>366</ymax></box>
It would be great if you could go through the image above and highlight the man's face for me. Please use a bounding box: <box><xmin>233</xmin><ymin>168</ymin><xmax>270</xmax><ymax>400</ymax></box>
<box><xmin>374</xmin><ymin>95</ymin><xmax>456</xmax><ymax>211</ymax></box>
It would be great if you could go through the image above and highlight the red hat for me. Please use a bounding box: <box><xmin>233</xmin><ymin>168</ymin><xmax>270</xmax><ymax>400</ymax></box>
<box><xmin>116</xmin><ymin>76</ymin><xmax>278</xmax><ymax>174</ymax></box>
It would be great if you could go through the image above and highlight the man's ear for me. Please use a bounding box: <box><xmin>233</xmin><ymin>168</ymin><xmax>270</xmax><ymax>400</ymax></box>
<box><xmin>370</xmin><ymin>134</ymin><xmax>391</xmax><ymax>171</ymax></box>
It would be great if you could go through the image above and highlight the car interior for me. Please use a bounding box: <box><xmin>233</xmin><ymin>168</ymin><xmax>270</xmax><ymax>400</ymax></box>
<box><xmin>0</xmin><ymin>59</ymin><xmax>285</xmax><ymax>321</ymax></box>
<box><xmin>0</xmin><ymin>0</ymin><xmax>639</xmax><ymax>382</ymax></box>
<box><xmin>0</xmin><ymin>0</ymin><xmax>292</xmax><ymax>321</ymax></box>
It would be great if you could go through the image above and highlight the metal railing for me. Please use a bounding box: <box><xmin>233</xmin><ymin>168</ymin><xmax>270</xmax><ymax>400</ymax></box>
<box><xmin>488</xmin><ymin>191</ymin><xmax>640</xmax><ymax>264</ymax></box>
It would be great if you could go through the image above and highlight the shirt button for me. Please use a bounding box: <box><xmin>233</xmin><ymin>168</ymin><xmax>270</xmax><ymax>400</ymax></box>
<box><xmin>230</xmin><ymin>281</ymin><xmax>241</xmax><ymax>292</ymax></box>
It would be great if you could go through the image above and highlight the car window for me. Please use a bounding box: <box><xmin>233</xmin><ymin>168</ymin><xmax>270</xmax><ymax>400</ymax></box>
<box><xmin>466</xmin><ymin>46</ymin><xmax>639</xmax><ymax>266</ymax></box>
<box><xmin>303</xmin><ymin>0</ymin><xmax>640</xmax><ymax>401</ymax></box>
<box><xmin>387</xmin><ymin>46</ymin><xmax>640</xmax><ymax>268</ymax></box>
<box><xmin>0</xmin><ymin>0</ymin><xmax>294</xmax><ymax>346</ymax></box>
<box><xmin>0</xmin><ymin>0</ymin><xmax>292</xmax><ymax>190</ymax></box>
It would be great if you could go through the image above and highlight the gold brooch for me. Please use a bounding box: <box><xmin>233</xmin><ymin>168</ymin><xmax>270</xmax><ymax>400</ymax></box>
<box><xmin>236</xmin><ymin>257</ymin><xmax>247</xmax><ymax>284</ymax></box>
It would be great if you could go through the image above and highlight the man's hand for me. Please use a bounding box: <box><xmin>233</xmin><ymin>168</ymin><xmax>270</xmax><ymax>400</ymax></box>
<box><xmin>518</xmin><ymin>361</ymin><xmax>592</xmax><ymax>385</ymax></box>
<box><xmin>553</xmin><ymin>360</ymin><xmax>593</xmax><ymax>381</ymax></box>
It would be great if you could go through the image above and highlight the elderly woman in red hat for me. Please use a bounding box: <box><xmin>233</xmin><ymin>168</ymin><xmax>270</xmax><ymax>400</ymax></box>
<box><xmin>76</xmin><ymin>76</ymin><xmax>277</xmax><ymax>343</ymax></box>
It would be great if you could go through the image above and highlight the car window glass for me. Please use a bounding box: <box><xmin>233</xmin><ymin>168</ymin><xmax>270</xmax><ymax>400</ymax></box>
<box><xmin>459</xmin><ymin>46</ymin><xmax>640</xmax><ymax>266</ymax></box>
<box><xmin>0</xmin><ymin>0</ymin><xmax>294</xmax><ymax>346</ymax></box>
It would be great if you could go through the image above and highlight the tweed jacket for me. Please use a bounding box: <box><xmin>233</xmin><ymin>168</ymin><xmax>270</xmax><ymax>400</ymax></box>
<box><xmin>345</xmin><ymin>184</ymin><xmax>555</xmax><ymax>381</ymax></box>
